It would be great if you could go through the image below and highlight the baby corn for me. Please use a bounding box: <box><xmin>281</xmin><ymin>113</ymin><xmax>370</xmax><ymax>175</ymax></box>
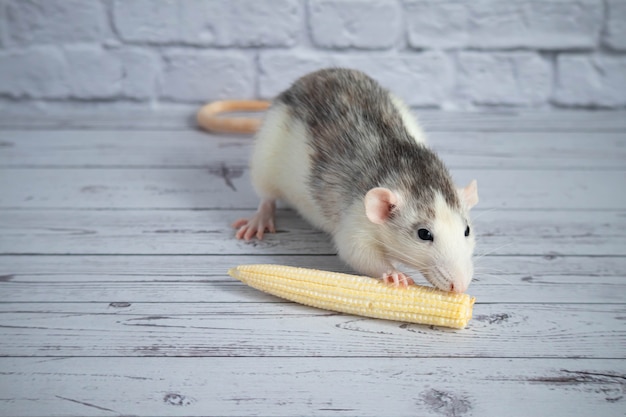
<box><xmin>228</xmin><ymin>264</ymin><xmax>475</xmax><ymax>329</ymax></box>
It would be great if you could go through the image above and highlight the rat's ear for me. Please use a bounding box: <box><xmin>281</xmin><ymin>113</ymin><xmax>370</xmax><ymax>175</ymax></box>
<box><xmin>364</xmin><ymin>188</ymin><xmax>399</xmax><ymax>224</ymax></box>
<box><xmin>458</xmin><ymin>179</ymin><xmax>479</xmax><ymax>209</ymax></box>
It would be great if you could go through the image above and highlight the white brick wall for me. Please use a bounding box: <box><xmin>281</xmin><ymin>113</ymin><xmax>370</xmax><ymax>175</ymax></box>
<box><xmin>606</xmin><ymin>0</ymin><xmax>626</xmax><ymax>51</ymax></box>
<box><xmin>112</xmin><ymin>0</ymin><xmax>301</xmax><ymax>47</ymax></box>
<box><xmin>554</xmin><ymin>55</ymin><xmax>626</xmax><ymax>107</ymax></box>
<box><xmin>456</xmin><ymin>52</ymin><xmax>552</xmax><ymax>106</ymax></box>
<box><xmin>6</xmin><ymin>0</ymin><xmax>110</xmax><ymax>46</ymax></box>
<box><xmin>309</xmin><ymin>0</ymin><xmax>401</xmax><ymax>49</ymax></box>
<box><xmin>405</xmin><ymin>0</ymin><xmax>603</xmax><ymax>50</ymax></box>
<box><xmin>0</xmin><ymin>0</ymin><xmax>624</xmax><ymax>110</ymax></box>
<box><xmin>160</xmin><ymin>50</ymin><xmax>255</xmax><ymax>101</ymax></box>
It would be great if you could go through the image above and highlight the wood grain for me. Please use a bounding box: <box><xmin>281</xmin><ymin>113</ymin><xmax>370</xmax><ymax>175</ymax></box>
<box><xmin>0</xmin><ymin>357</ymin><xmax>624</xmax><ymax>417</ymax></box>
<box><xmin>1</xmin><ymin>209</ymin><xmax>624</xmax><ymax>256</ymax></box>
<box><xmin>1</xmin><ymin>111</ymin><xmax>625</xmax><ymax>417</ymax></box>
<box><xmin>2</xmin><ymin>167</ymin><xmax>624</xmax><ymax>210</ymax></box>
<box><xmin>0</xmin><ymin>302</ymin><xmax>623</xmax><ymax>358</ymax></box>
<box><xmin>3</xmin><ymin>278</ymin><xmax>624</xmax><ymax>304</ymax></box>
<box><xmin>1</xmin><ymin>130</ymin><xmax>624</xmax><ymax>169</ymax></box>
<box><xmin>2</xmin><ymin>254</ymin><xmax>625</xmax><ymax>279</ymax></box>
<box><xmin>1</xmin><ymin>109</ymin><xmax>625</xmax><ymax>131</ymax></box>
<box><xmin>1</xmin><ymin>255</ymin><xmax>625</xmax><ymax>304</ymax></box>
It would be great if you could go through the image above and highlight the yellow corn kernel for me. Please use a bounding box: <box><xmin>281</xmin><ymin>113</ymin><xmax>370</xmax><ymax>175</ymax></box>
<box><xmin>228</xmin><ymin>264</ymin><xmax>475</xmax><ymax>329</ymax></box>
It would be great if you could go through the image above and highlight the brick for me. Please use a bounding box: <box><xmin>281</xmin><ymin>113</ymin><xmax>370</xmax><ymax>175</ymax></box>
<box><xmin>6</xmin><ymin>0</ymin><xmax>108</xmax><ymax>46</ymax></box>
<box><xmin>160</xmin><ymin>50</ymin><xmax>254</xmax><ymax>102</ymax></box>
<box><xmin>65</xmin><ymin>46</ymin><xmax>159</xmax><ymax>100</ymax></box>
<box><xmin>457</xmin><ymin>52</ymin><xmax>551</xmax><ymax>106</ymax></box>
<box><xmin>112</xmin><ymin>0</ymin><xmax>179</xmax><ymax>44</ymax></box>
<box><xmin>63</xmin><ymin>45</ymin><xmax>123</xmax><ymax>99</ymax></box>
<box><xmin>258</xmin><ymin>52</ymin><xmax>335</xmax><ymax>98</ymax></box>
<box><xmin>308</xmin><ymin>0</ymin><xmax>400</xmax><ymax>49</ymax></box>
<box><xmin>0</xmin><ymin>46</ymin><xmax>69</xmax><ymax>98</ymax></box>
<box><xmin>259</xmin><ymin>52</ymin><xmax>451</xmax><ymax>106</ymax></box>
<box><xmin>605</xmin><ymin>0</ymin><xmax>626</xmax><ymax>51</ymax></box>
<box><xmin>0</xmin><ymin>0</ymin><xmax>6</xmax><ymax>48</ymax></box>
<box><xmin>113</xmin><ymin>0</ymin><xmax>300</xmax><ymax>47</ymax></box>
<box><xmin>214</xmin><ymin>0</ymin><xmax>300</xmax><ymax>47</ymax></box>
<box><xmin>333</xmin><ymin>53</ymin><xmax>453</xmax><ymax>107</ymax></box>
<box><xmin>404</xmin><ymin>0</ymin><xmax>467</xmax><ymax>49</ymax></box>
<box><xmin>110</xmin><ymin>48</ymin><xmax>160</xmax><ymax>101</ymax></box>
<box><xmin>405</xmin><ymin>0</ymin><xmax>602</xmax><ymax>50</ymax></box>
<box><xmin>554</xmin><ymin>55</ymin><xmax>626</xmax><ymax>107</ymax></box>
<box><xmin>0</xmin><ymin>45</ymin><xmax>160</xmax><ymax>100</ymax></box>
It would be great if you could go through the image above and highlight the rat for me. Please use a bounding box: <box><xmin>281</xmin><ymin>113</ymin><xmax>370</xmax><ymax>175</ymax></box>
<box><xmin>215</xmin><ymin>68</ymin><xmax>479</xmax><ymax>293</ymax></box>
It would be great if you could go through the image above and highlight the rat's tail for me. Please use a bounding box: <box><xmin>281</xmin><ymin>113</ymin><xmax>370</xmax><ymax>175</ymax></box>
<box><xmin>197</xmin><ymin>100</ymin><xmax>271</xmax><ymax>134</ymax></box>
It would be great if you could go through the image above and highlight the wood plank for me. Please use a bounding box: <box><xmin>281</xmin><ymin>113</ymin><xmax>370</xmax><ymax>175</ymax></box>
<box><xmin>1</xmin><ymin>108</ymin><xmax>625</xmax><ymax>131</ymax></box>
<box><xmin>2</xmin><ymin>276</ymin><xmax>624</xmax><ymax>305</ymax></box>
<box><xmin>1</xmin><ymin>109</ymin><xmax>624</xmax><ymax>417</ymax></box>
<box><xmin>431</xmin><ymin>131</ymin><xmax>626</xmax><ymax>170</ymax></box>
<box><xmin>0</xmin><ymin>302</ymin><xmax>623</xmax><ymax>358</ymax></box>
<box><xmin>0</xmin><ymin>130</ymin><xmax>247</xmax><ymax>168</ymax></box>
<box><xmin>1</xmin><ymin>255</ymin><xmax>625</xmax><ymax>304</ymax></box>
<box><xmin>416</xmin><ymin>110</ymin><xmax>626</xmax><ymax>132</ymax></box>
<box><xmin>2</xmin><ymin>254</ymin><xmax>624</xmax><ymax>280</ymax></box>
<box><xmin>1</xmin><ymin>168</ymin><xmax>624</xmax><ymax>210</ymax></box>
<box><xmin>1</xmin><ymin>357</ymin><xmax>624</xmax><ymax>417</ymax></box>
<box><xmin>0</xmin><ymin>209</ymin><xmax>624</xmax><ymax>256</ymax></box>
<box><xmin>1</xmin><ymin>130</ymin><xmax>624</xmax><ymax>169</ymax></box>
<box><xmin>0</xmin><ymin>106</ymin><xmax>199</xmax><ymax>131</ymax></box>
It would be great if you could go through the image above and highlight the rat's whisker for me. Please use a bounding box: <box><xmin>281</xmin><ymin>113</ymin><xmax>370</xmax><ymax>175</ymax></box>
<box><xmin>371</xmin><ymin>239</ymin><xmax>440</xmax><ymax>275</ymax></box>
<box><xmin>476</xmin><ymin>273</ymin><xmax>515</xmax><ymax>286</ymax></box>
<box><xmin>474</xmin><ymin>242</ymin><xmax>514</xmax><ymax>259</ymax></box>
<box><xmin>474</xmin><ymin>267</ymin><xmax>510</xmax><ymax>276</ymax></box>
<box><xmin>471</xmin><ymin>207</ymin><xmax>500</xmax><ymax>222</ymax></box>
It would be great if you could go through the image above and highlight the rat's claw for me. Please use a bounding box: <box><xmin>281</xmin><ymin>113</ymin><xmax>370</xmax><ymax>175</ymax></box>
<box><xmin>234</xmin><ymin>223</ymin><xmax>250</xmax><ymax>240</ymax></box>
<box><xmin>243</xmin><ymin>225</ymin><xmax>257</xmax><ymax>241</ymax></box>
<box><xmin>382</xmin><ymin>271</ymin><xmax>415</xmax><ymax>288</ymax></box>
<box><xmin>232</xmin><ymin>218</ymin><xmax>249</xmax><ymax>229</ymax></box>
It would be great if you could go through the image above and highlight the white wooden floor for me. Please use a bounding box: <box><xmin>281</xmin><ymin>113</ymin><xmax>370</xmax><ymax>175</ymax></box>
<box><xmin>0</xmin><ymin>110</ymin><xmax>625</xmax><ymax>417</ymax></box>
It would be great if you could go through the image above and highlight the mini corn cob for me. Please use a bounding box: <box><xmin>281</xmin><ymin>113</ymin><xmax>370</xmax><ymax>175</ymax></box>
<box><xmin>228</xmin><ymin>264</ymin><xmax>476</xmax><ymax>329</ymax></box>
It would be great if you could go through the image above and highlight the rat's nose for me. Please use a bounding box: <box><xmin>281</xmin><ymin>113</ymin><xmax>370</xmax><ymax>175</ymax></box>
<box><xmin>449</xmin><ymin>265</ymin><xmax>472</xmax><ymax>293</ymax></box>
<box><xmin>450</xmin><ymin>276</ymin><xmax>470</xmax><ymax>293</ymax></box>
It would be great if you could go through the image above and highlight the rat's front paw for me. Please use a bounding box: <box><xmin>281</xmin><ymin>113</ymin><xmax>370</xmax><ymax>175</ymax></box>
<box><xmin>382</xmin><ymin>271</ymin><xmax>415</xmax><ymax>288</ymax></box>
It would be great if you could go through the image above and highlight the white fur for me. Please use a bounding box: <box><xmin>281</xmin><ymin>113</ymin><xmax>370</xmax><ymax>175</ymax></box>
<box><xmin>393</xmin><ymin>192</ymin><xmax>475</xmax><ymax>293</ymax></box>
<box><xmin>250</xmin><ymin>100</ymin><xmax>475</xmax><ymax>293</ymax></box>
<box><xmin>334</xmin><ymin>200</ymin><xmax>395</xmax><ymax>277</ymax></box>
<box><xmin>351</xmin><ymin>188</ymin><xmax>475</xmax><ymax>293</ymax></box>
<box><xmin>389</xmin><ymin>94</ymin><xmax>427</xmax><ymax>144</ymax></box>
<box><xmin>250</xmin><ymin>103</ymin><xmax>333</xmax><ymax>233</ymax></box>
<box><xmin>434</xmin><ymin>193</ymin><xmax>474</xmax><ymax>292</ymax></box>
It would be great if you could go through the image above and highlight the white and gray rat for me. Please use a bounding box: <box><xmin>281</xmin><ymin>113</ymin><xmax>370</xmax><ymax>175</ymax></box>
<box><xmin>232</xmin><ymin>68</ymin><xmax>479</xmax><ymax>293</ymax></box>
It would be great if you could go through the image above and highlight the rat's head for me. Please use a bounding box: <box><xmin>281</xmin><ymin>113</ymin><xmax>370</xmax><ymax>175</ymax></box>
<box><xmin>364</xmin><ymin>180</ymin><xmax>479</xmax><ymax>293</ymax></box>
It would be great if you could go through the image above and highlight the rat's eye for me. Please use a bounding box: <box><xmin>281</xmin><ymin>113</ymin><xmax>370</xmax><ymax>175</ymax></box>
<box><xmin>417</xmin><ymin>228</ymin><xmax>433</xmax><ymax>241</ymax></box>
<box><xmin>465</xmin><ymin>225</ymin><xmax>470</xmax><ymax>237</ymax></box>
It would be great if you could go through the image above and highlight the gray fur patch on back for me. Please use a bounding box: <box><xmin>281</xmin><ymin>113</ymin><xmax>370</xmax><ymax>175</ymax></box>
<box><xmin>276</xmin><ymin>68</ymin><xmax>459</xmax><ymax>224</ymax></box>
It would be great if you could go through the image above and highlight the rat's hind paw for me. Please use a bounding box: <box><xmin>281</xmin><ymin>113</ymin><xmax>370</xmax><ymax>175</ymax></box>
<box><xmin>233</xmin><ymin>218</ymin><xmax>275</xmax><ymax>241</ymax></box>
<box><xmin>382</xmin><ymin>271</ymin><xmax>415</xmax><ymax>288</ymax></box>
<box><xmin>233</xmin><ymin>199</ymin><xmax>276</xmax><ymax>241</ymax></box>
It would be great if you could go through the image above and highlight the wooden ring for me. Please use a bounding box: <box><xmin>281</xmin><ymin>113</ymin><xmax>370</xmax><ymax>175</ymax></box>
<box><xmin>197</xmin><ymin>100</ymin><xmax>271</xmax><ymax>134</ymax></box>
